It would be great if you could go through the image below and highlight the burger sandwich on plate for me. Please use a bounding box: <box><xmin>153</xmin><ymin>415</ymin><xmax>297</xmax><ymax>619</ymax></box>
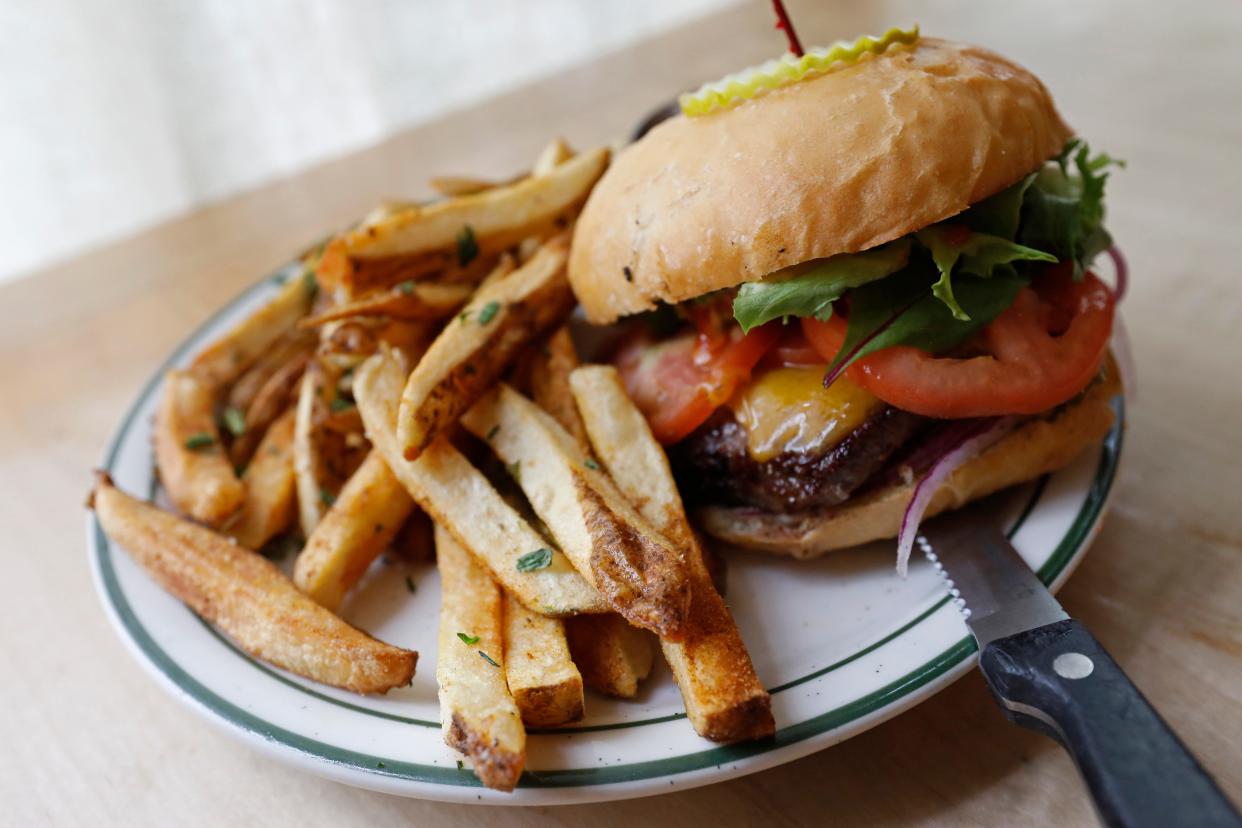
<box><xmin>568</xmin><ymin>28</ymin><xmax>1125</xmax><ymax>573</ymax></box>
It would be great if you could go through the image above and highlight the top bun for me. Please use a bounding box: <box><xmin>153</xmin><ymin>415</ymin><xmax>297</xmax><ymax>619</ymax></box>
<box><xmin>569</xmin><ymin>38</ymin><xmax>1072</xmax><ymax>323</ymax></box>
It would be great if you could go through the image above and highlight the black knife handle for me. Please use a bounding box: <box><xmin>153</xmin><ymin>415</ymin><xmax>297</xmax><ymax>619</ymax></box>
<box><xmin>978</xmin><ymin>619</ymin><xmax>1241</xmax><ymax>828</ymax></box>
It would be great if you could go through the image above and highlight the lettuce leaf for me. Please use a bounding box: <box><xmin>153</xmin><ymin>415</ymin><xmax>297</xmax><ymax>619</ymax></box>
<box><xmin>1018</xmin><ymin>140</ymin><xmax>1123</xmax><ymax>278</ymax></box>
<box><xmin>827</xmin><ymin>268</ymin><xmax>1027</xmax><ymax>377</ymax></box>
<box><xmin>962</xmin><ymin>172</ymin><xmax>1036</xmax><ymax>240</ymax></box>
<box><xmin>916</xmin><ymin>226</ymin><xmax>1056</xmax><ymax>320</ymax></box>
<box><xmin>732</xmin><ymin>240</ymin><xmax>910</xmax><ymax>332</ymax></box>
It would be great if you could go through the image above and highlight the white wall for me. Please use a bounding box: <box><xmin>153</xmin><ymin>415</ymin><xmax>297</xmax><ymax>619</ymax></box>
<box><xmin>0</xmin><ymin>0</ymin><xmax>736</xmax><ymax>282</ymax></box>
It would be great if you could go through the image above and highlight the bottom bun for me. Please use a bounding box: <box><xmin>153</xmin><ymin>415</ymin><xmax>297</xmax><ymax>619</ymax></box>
<box><xmin>696</xmin><ymin>359</ymin><xmax>1121</xmax><ymax>559</ymax></box>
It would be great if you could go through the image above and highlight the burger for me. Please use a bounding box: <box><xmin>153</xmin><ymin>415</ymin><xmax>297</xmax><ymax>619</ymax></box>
<box><xmin>567</xmin><ymin>32</ymin><xmax>1124</xmax><ymax>573</ymax></box>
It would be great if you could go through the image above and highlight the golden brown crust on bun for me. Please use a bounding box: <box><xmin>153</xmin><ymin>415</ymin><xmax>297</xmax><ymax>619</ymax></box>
<box><xmin>570</xmin><ymin>38</ymin><xmax>1073</xmax><ymax>323</ymax></box>
<box><xmin>696</xmin><ymin>362</ymin><xmax>1120</xmax><ymax>558</ymax></box>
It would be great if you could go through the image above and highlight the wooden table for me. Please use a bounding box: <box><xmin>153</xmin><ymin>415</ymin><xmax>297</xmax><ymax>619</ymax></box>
<box><xmin>4</xmin><ymin>2</ymin><xmax>1239</xmax><ymax>824</ymax></box>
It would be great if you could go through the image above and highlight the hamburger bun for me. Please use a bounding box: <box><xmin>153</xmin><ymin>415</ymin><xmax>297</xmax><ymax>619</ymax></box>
<box><xmin>696</xmin><ymin>358</ymin><xmax>1121</xmax><ymax>558</ymax></box>
<box><xmin>569</xmin><ymin>38</ymin><xmax>1072</xmax><ymax>323</ymax></box>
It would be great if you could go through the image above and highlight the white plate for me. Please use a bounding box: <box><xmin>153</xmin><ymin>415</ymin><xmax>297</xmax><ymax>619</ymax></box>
<box><xmin>87</xmin><ymin>264</ymin><xmax>1125</xmax><ymax>806</ymax></box>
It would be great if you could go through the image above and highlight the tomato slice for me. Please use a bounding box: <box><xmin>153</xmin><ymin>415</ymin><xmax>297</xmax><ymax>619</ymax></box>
<box><xmin>768</xmin><ymin>328</ymin><xmax>825</xmax><ymax>367</ymax></box>
<box><xmin>615</xmin><ymin>322</ymin><xmax>780</xmax><ymax>444</ymax></box>
<box><xmin>802</xmin><ymin>268</ymin><xmax>1115</xmax><ymax>418</ymax></box>
<box><xmin>801</xmin><ymin>313</ymin><xmax>848</xmax><ymax>364</ymax></box>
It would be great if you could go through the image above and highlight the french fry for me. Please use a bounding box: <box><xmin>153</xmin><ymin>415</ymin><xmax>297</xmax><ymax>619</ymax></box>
<box><xmin>190</xmin><ymin>272</ymin><xmax>315</xmax><ymax>387</ymax></box>
<box><xmin>225</xmin><ymin>408</ymin><xmax>298</xmax><ymax>551</ymax></box>
<box><xmin>564</xmin><ymin>614</ymin><xmax>655</xmax><ymax>699</ymax></box>
<box><xmin>428</xmin><ymin>175</ymin><xmax>509</xmax><ymax>198</ymax></box>
<box><xmin>397</xmin><ymin>235</ymin><xmax>575</xmax><ymax>460</ymax></box>
<box><xmin>314</xmin><ymin>237</ymin><xmax>361</xmax><ymax>296</ymax></box>
<box><xmin>339</xmin><ymin>137</ymin><xmax>604</xmax><ymax>294</ymax></box>
<box><xmin>293</xmin><ymin>368</ymin><xmax>326</xmax><ymax>535</ymax></box>
<box><xmin>434</xmin><ymin>523</ymin><xmax>525</xmax><ymax>791</ymax></box>
<box><xmin>293</xmin><ymin>450</ymin><xmax>415</xmax><ymax>612</ymax></box>
<box><xmin>503</xmin><ymin>593</ymin><xmax>584</xmax><ymax>726</ymax></box>
<box><xmin>353</xmin><ymin>347</ymin><xmax>606</xmax><ymax>616</ymax></box>
<box><xmin>250</xmin><ymin>347</ymin><xmax>313</xmax><ymax>417</ymax></box>
<box><xmin>342</xmin><ymin>146</ymin><xmax>608</xmax><ymax>264</ymax></box>
<box><xmin>225</xmin><ymin>332</ymin><xmax>314</xmax><ymax>420</ymax></box>
<box><xmin>358</xmin><ymin>200</ymin><xmax>419</xmax><ymax>228</ymax></box>
<box><xmin>229</xmin><ymin>348</ymin><xmax>312</xmax><ymax>467</ymax></box>
<box><xmin>523</xmin><ymin>326</ymin><xmax>590</xmax><ymax>449</ymax></box>
<box><xmin>317</xmin><ymin>319</ymin><xmax>381</xmax><ymax>374</ymax></box>
<box><xmin>291</xmin><ymin>345</ymin><xmax>372</xmax><ymax>535</ymax></box>
<box><xmin>515</xmin><ymin>236</ymin><xmax>543</xmax><ymax>264</ymax></box>
<box><xmin>531</xmin><ymin>137</ymin><xmax>574</xmax><ymax>177</ymax></box>
<box><xmin>90</xmin><ymin>474</ymin><xmax>416</xmax><ymax>694</ymax></box>
<box><xmin>569</xmin><ymin>365</ymin><xmax>774</xmax><ymax>742</ymax></box>
<box><xmin>298</xmin><ymin>282</ymin><xmax>472</xmax><ymax>328</ymax></box>
<box><xmin>430</xmin><ymin>135</ymin><xmax>568</xmax><ymax>199</ymax></box>
<box><xmin>154</xmin><ymin>369</ymin><xmax>245</xmax><ymax>527</ymax></box>
<box><xmin>460</xmin><ymin>385</ymin><xmax>692</xmax><ymax>639</ymax></box>
<box><xmin>347</xmin><ymin>247</ymin><xmax>503</xmax><ymax>296</ymax></box>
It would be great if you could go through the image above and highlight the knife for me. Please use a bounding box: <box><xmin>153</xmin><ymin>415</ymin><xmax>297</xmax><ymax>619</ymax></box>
<box><xmin>919</xmin><ymin>499</ymin><xmax>1241</xmax><ymax>828</ymax></box>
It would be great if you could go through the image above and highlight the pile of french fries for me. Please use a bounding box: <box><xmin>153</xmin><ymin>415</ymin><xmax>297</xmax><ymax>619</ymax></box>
<box><xmin>89</xmin><ymin>139</ymin><xmax>773</xmax><ymax>792</ymax></box>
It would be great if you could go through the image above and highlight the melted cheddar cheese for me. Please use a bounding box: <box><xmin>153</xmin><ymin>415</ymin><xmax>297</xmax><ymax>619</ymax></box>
<box><xmin>729</xmin><ymin>366</ymin><xmax>881</xmax><ymax>462</ymax></box>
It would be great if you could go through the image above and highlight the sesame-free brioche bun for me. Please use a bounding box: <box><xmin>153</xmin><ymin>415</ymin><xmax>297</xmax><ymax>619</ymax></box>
<box><xmin>569</xmin><ymin>38</ymin><xmax>1072</xmax><ymax>323</ymax></box>
<box><xmin>696</xmin><ymin>359</ymin><xmax>1121</xmax><ymax>558</ymax></box>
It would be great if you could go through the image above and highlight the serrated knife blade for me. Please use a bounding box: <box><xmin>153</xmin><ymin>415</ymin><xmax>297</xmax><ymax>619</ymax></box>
<box><xmin>917</xmin><ymin>498</ymin><xmax>1067</xmax><ymax>648</ymax></box>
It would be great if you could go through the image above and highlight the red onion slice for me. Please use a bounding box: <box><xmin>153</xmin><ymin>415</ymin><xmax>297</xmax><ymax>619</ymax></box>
<box><xmin>1106</xmin><ymin>245</ymin><xmax>1128</xmax><ymax>302</ymax></box>
<box><xmin>1102</xmin><ymin>244</ymin><xmax>1135</xmax><ymax>396</ymax></box>
<box><xmin>876</xmin><ymin>417</ymin><xmax>994</xmax><ymax>488</ymax></box>
<box><xmin>895</xmin><ymin>417</ymin><xmax>1015</xmax><ymax>577</ymax></box>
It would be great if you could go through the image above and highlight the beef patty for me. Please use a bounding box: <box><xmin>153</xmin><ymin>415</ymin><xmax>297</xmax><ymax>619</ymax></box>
<box><xmin>669</xmin><ymin>406</ymin><xmax>925</xmax><ymax>513</ymax></box>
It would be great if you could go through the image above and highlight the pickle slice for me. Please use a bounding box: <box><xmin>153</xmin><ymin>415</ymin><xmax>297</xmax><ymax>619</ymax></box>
<box><xmin>679</xmin><ymin>26</ymin><xmax>920</xmax><ymax>118</ymax></box>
